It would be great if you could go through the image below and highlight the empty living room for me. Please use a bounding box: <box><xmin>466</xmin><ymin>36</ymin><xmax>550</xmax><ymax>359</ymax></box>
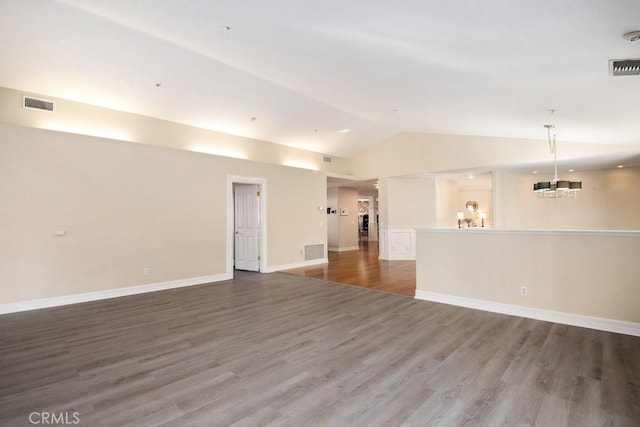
<box><xmin>1</xmin><ymin>1</ymin><xmax>639</xmax><ymax>426</ymax></box>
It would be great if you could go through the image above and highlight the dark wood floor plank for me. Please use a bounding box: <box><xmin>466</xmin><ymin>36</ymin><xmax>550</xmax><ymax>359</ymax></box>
<box><xmin>1</xmin><ymin>271</ymin><xmax>639</xmax><ymax>426</ymax></box>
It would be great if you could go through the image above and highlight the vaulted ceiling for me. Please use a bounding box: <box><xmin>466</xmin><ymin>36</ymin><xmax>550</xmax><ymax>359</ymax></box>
<box><xmin>1</xmin><ymin>1</ymin><xmax>639</xmax><ymax>158</ymax></box>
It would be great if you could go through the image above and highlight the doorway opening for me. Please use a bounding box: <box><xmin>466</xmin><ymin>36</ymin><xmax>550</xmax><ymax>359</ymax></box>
<box><xmin>227</xmin><ymin>176</ymin><xmax>267</xmax><ymax>276</ymax></box>
<box><xmin>326</xmin><ymin>177</ymin><xmax>379</xmax><ymax>253</ymax></box>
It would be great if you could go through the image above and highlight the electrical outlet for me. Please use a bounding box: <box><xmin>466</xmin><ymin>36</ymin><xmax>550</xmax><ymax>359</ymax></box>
<box><xmin>520</xmin><ymin>286</ymin><xmax>528</xmax><ymax>297</ymax></box>
<box><xmin>144</xmin><ymin>267</ymin><xmax>150</xmax><ymax>276</ymax></box>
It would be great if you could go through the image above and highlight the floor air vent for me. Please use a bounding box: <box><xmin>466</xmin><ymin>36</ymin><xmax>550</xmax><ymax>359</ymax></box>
<box><xmin>609</xmin><ymin>59</ymin><xmax>640</xmax><ymax>76</ymax></box>
<box><xmin>23</xmin><ymin>96</ymin><xmax>55</xmax><ymax>112</ymax></box>
<box><xmin>304</xmin><ymin>243</ymin><xmax>325</xmax><ymax>261</ymax></box>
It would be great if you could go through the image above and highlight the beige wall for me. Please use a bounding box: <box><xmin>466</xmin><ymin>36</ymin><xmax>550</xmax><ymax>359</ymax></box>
<box><xmin>328</xmin><ymin>187</ymin><xmax>359</xmax><ymax>250</ymax></box>
<box><xmin>435</xmin><ymin>179</ymin><xmax>458</xmax><ymax>228</ymax></box>
<box><xmin>350</xmin><ymin>130</ymin><xmax>638</xmax><ymax>233</ymax></box>
<box><xmin>384</xmin><ymin>176</ymin><xmax>437</xmax><ymax>227</ymax></box>
<box><xmin>416</xmin><ymin>229</ymin><xmax>640</xmax><ymax>325</ymax></box>
<box><xmin>0</xmin><ymin>123</ymin><xmax>326</xmax><ymax>304</ymax></box>
<box><xmin>3</xmin><ymin>84</ymin><xmax>639</xmax><ymax>322</ymax></box>
<box><xmin>402</xmin><ymin>167</ymin><xmax>639</xmax><ymax>232</ymax></box>
<box><xmin>496</xmin><ymin>167</ymin><xmax>640</xmax><ymax>230</ymax></box>
<box><xmin>0</xmin><ymin>87</ymin><xmax>350</xmax><ymax>175</ymax></box>
<box><xmin>340</xmin><ymin>188</ymin><xmax>359</xmax><ymax>249</ymax></box>
<box><xmin>327</xmin><ymin>188</ymin><xmax>339</xmax><ymax>249</ymax></box>
<box><xmin>349</xmin><ymin>132</ymin><xmax>638</xmax><ymax>179</ymax></box>
<box><xmin>377</xmin><ymin>178</ymin><xmax>389</xmax><ymax>228</ymax></box>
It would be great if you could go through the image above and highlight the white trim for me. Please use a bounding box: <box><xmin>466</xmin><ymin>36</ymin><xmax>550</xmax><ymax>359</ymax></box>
<box><xmin>414</xmin><ymin>227</ymin><xmax>640</xmax><ymax>237</ymax></box>
<box><xmin>265</xmin><ymin>258</ymin><xmax>328</xmax><ymax>273</ymax></box>
<box><xmin>382</xmin><ymin>253</ymin><xmax>417</xmax><ymax>260</ymax></box>
<box><xmin>415</xmin><ymin>290</ymin><xmax>640</xmax><ymax>337</ymax></box>
<box><xmin>0</xmin><ymin>274</ymin><xmax>231</xmax><ymax>315</ymax></box>
<box><xmin>328</xmin><ymin>246</ymin><xmax>360</xmax><ymax>252</ymax></box>
<box><xmin>227</xmin><ymin>175</ymin><xmax>268</xmax><ymax>275</ymax></box>
<box><xmin>379</xmin><ymin>227</ymin><xmax>416</xmax><ymax>260</ymax></box>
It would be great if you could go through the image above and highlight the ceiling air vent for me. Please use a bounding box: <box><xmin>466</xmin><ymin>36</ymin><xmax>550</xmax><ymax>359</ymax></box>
<box><xmin>23</xmin><ymin>96</ymin><xmax>55</xmax><ymax>112</ymax></box>
<box><xmin>609</xmin><ymin>59</ymin><xmax>640</xmax><ymax>76</ymax></box>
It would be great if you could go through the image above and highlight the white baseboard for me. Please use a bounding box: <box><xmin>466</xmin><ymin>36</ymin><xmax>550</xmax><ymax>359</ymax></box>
<box><xmin>379</xmin><ymin>253</ymin><xmax>416</xmax><ymax>261</ymax></box>
<box><xmin>327</xmin><ymin>246</ymin><xmax>359</xmax><ymax>252</ymax></box>
<box><xmin>266</xmin><ymin>258</ymin><xmax>328</xmax><ymax>273</ymax></box>
<box><xmin>415</xmin><ymin>290</ymin><xmax>640</xmax><ymax>337</ymax></box>
<box><xmin>0</xmin><ymin>273</ymin><xmax>231</xmax><ymax>315</ymax></box>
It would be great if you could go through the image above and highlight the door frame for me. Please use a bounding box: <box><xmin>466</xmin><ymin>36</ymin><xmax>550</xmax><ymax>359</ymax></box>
<box><xmin>226</xmin><ymin>175</ymin><xmax>267</xmax><ymax>276</ymax></box>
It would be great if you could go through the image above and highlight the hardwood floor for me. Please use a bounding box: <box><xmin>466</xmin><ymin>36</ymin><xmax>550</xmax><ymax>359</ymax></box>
<box><xmin>1</xmin><ymin>272</ymin><xmax>638</xmax><ymax>426</ymax></box>
<box><xmin>283</xmin><ymin>241</ymin><xmax>416</xmax><ymax>296</ymax></box>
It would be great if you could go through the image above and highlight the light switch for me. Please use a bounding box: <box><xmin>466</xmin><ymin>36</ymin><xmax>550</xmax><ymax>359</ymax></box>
<box><xmin>52</xmin><ymin>229</ymin><xmax>66</xmax><ymax>237</ymax></box>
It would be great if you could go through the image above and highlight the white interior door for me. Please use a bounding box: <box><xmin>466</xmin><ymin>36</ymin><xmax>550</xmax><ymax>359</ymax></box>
<box><xmin>234</xmin><ymin>184</ymin><xmax>261</xmax><ymax>271</ymax></box>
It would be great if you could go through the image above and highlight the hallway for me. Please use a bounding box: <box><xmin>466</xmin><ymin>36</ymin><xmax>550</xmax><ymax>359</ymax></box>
<box><xmin>283</xmin><ymin>241</ymin><xmax>416</xmax><ymax>296</ymax></box>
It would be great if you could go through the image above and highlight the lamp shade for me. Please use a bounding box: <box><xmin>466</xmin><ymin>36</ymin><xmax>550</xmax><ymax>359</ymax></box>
<box><xmin>569</xmin><ymin>181</ymin><xmax>582</xmax><ymax>190</ymax></box>
<box><xmin>535</xmin><ymin>181</ymin><xmax>551</xmax><ymax>192</ymax></box>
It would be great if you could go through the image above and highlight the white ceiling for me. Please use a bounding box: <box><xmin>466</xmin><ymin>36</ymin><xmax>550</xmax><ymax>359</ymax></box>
<box><xmin>1</xmin><ymin>0</ymin><xmax>639</xmax><ymax>159</ymax></box>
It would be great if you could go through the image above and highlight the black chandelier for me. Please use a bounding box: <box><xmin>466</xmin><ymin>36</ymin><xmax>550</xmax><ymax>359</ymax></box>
<box><xmin>533</xmin><ymin>123</ymin><xmax>582</xmax><ymax>198</ymax></box>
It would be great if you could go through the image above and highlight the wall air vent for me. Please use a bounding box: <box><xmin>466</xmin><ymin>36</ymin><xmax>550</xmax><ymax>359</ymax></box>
<box><xmin>323</xmin><ymin>156</ymin><xmax>332</xmax><ymax>163</ymax></box>
<box><xmin>304</xmin><ymin>243</ymin><xmax>325</xmax><ymax>261</ymax></box>
<box><xmin>609</xmin><ymin>59</ymin><xmax>640</xmax><ymax>76</ymax></box>
<box><xmin>23</xmin><ymin>96</ymin><xmax>55</xmax><ymax>112</ymax></box>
